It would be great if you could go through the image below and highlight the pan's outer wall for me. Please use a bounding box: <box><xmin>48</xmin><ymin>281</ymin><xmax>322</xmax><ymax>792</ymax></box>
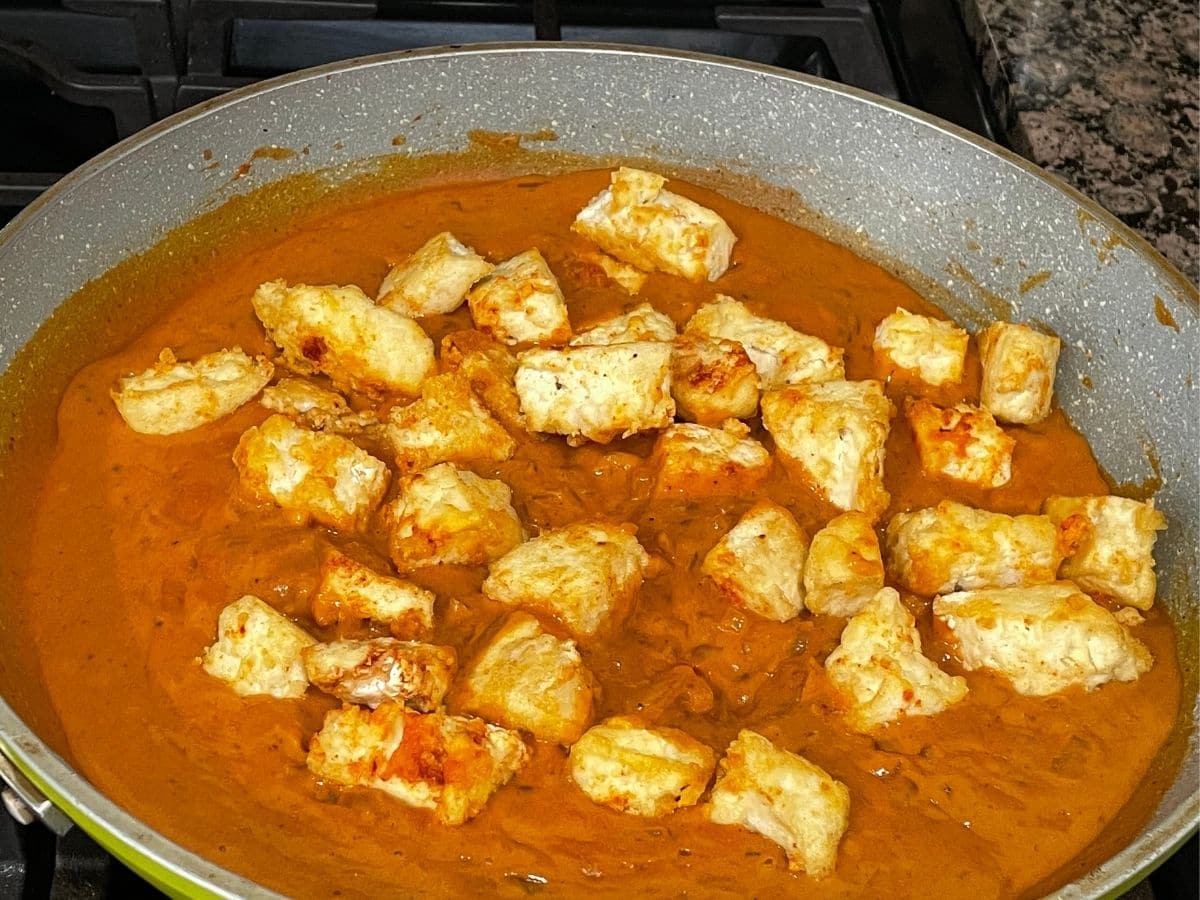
<box><xmin>0</xmin><ymin>44</ymin><xmax>1194</xmax><ymax>900</ymax></box>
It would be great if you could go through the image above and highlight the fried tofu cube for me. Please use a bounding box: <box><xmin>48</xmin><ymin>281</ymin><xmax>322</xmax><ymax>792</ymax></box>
<box><xmin>574</xmin><ymin>247</ymin><xmax>649</xmax><ymax>294</ymax></box>
<box><xmin>201</xmin><ymin>595</ymin><xmax>315</xmax><ymax>699</ymax></box>
<box><xmin>376</xmin><ymin>231</ymin><xmax>493</xmax><ymax>317</ymax></box>
<box><xmin>384</xmin><ymin>371</ymin><xmax>516</xmax><ymax>473</ymax></box>
<box><xmin>572</xmin><ymin>167</ymin><xmax>736</xmax><ymax>282</ymax></box>
<box><xmin>466</xmin><ymin>249</ymin><xmax>572</xmax><ymax>346</ymax></box>
<box><xmin>707</xmin><ymin>730</ymin><xmax>850</xmax><ymax>878</ymax></box>
<box><xmin>978</xmin><ymin>322</ymin><xmax>1061</xmax><ymax>425</ymax></box>
<box><xmin>685</xmin><ymin>296</ymin><xmax>844</xmax><ymax>390</ymax></box>
<box><xmin>905</xmin><ymin>398</ymin><xmax>1015</xmax><ymax>489</ymax></box>
<box><xmin>803</xmin><ymin>512</ymin><xmax>885</xmax><ymax>617</ymax></box>
<box><xmin>384</xmin><ymin>463</ymin><xmax>524</xmax><ymax>572</ymax></box>
<box><xmin>260</xmin><ymin>377</ymin><xmax>378</xmax><ymax>434</ymax></box>
<box><xmin>483</xmin><ymin>522</ymin><xmax>650</xmax><ymax>637</ymax></box>
<box><xmin>457</xmin><ymin>612</ymin><xmax>595</xmax><ymax>745</ymax></box>
<box><xmin>251</xmin><ymin>280</ymin><xmax>435</xmax><ymax>398</ymax></box>
<box><xmin>761</xmin><ymin>380</ymin><xmax>894</xmax><ymax>521</ymax></box>
<box><xmin>440</xmin><ymin>330</ymin><xmax>526</xmax><ymax>433</ymax></box>
<box><xmin>569</xmin><ymin>302</ymin><xmax>677</xmax><ymax>346</ymax></box>
<box><xmin>872</xmin><ymin>307</ymin><xmax>968</xmax><ymax>387</ymax></box>
<box><xmin>233</xmin><ymin>414</ymin><xmax>390</xmax><ymax>532</ymax></box>
<box><xmin>933</xmin><ymin>582</ymin><xmax>1153</xmax><ymax>695</ymax></box>
<box><xmin>310</xmin><ymin>551</ymin><xmax>435</xmax><ymax>636</ymax></box>
<box><xmin>886</xmin><ymin>500</ymin><xmax>1068</xmax><ymax>596</ymax></box>
<box><xmin>112</xmin><ymin>347</ymin><xmax>272</xmax><ymax>435</ymax></box>
<box><xmin>307</xmin><ymin>704</ymin><xmax>528</xmax><ymax>825</ymax></box>
<box><xmin>669</xmin><ymin>335</ymin><xmax>761</xmax><ymax>424</ymax></box>
<box><xmin>702</xmin><ymin>501</ymin><xmax>809</xmax><ymax>623</ymax></box>
<box><xmin>1043</xmin><ymin>495</ymin><xmax>1167</xmax><ymax>610</ymax></box>
<box><xmin>652</xmin><ymin>420</ymin><xmax>772</xmax><ymax>499</ymax></box>
<box><xmin>569</xmin><ymin>716</ymin><xmax>716</xmax><ymax>816</ymax></box>
<box><xmin>515</xmin><ymin>342</ymin><xmax>674</xmax><ymax>445</ymax></box>
<box><xmin>825</xmin><ymin>588</ymin><xmax>968</xmax><ymax>731</ymax></box>
<box><xmin>303</xmin><ymin>638</ymin><xmax>455</xmax><ymax>710</ymax></box>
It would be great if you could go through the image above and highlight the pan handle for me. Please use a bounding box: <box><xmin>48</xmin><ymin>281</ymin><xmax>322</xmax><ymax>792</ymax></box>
<box><xmin>0</xmin><ymin>749</ymin><xmax>73</xmax><ymax>836</ymax></box>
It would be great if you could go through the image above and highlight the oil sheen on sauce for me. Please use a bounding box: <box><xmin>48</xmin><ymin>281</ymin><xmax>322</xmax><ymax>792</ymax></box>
<box><xmin>14</xmin><ymin>170</ymin><xmax>1180</xmax><ymax>898</ymax></box>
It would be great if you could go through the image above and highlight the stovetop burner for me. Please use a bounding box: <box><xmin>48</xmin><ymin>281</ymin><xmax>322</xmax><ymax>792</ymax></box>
<box><xmin>0</xmin><ymin>0</ymin><xmax>1000</xmax><ymax>226</ymax></box>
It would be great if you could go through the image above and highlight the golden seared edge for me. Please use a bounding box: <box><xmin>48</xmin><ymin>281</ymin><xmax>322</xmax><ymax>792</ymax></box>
<box><xmin>569</xmin><ymin>716</ymin><xmax>716</xmax><ymax>817</ymax></box>
<box><xmin>201</xmin><ymin>595</ymin><xmax>315</xmax><ymax>699</ymax></box>
<box><xmin>707</xmin><ymin>730</ymin><xmax>850</xmax><ymax>878</ymax></box>
<box><xmin>933</xmin><ymin>582</ymin><xmax>1152</xmax><ymax>696</ymax></box>
<box><xmin>111</xmin><ymin>347</ymin><xmax>272</xmax><ymax>435</ymax></box>
<box><xmin>702</xmin><ymin>500</ymin><xmax>809</xmax><ymax>623</ymax></box>
<box><xmin>456</xmin><ymin>612</ymin><xmax>595</xmax><ymax>745</ymax></box>
<box><xmin>483</xmin><ymin>522</ymin><xmax>650</xmax><ymax>637</ymax></box>
<box><xmin>825</xmin><ymin>588</ymin><xmax>968</xmax><ymax>732</ymax></box>
<box><xmin>571</xmin><ymin>166</ymin><xmax>736</xmax><ymax>283</ymax></box>
<box><xmin>306</xmin><ymin>704</ymin><xmax>529</xmax><ymax>826</ymax></box>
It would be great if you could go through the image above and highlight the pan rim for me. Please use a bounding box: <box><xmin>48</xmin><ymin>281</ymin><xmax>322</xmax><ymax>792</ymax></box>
<box><xmin>1</xmin><ymin>42</ymin><xmax>1194</xmax><ymax>301</ymax></box>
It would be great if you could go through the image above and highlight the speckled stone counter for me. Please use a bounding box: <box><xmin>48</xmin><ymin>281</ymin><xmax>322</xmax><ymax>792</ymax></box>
<box><xmin>959</xmin><ymin>0</ymin><xmax>1198</xmax><ymax>283</ymax></box>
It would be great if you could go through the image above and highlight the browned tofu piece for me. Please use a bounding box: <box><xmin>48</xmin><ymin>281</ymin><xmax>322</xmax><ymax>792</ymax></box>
<box><xmin>456</xmin><ymin>612</ymin><xmax>595</xmax><ymax>745</ymax></box>
<box><xmin>905</xmin><ymin>398</ymin><xmax>1015</xmax><ymax>489</ymax></box>
<box><xmin>376</xmin><ymin>231</ymin><xmax>493</xmax><ymax>317</ymax></box>
<box><xmin>233</xmin><ymin>414</ymin><xmax>390</xmax><ymax>532</ymax></box>
<box><xmin>825</xmin><ymin>588</ymin><xmax>967</xmax><ymax>731</ymax></box>
<box><xmin>872</xmin><ymin>307</ymin><xmax>968</xmax><ymax>387</ymax></box>
<box><xmin>569</xmin><ymin>302</ymin><xmax>677</xmax><ymax>346</ymax></box>
<box><xmin>885</xmin><ymin>500</ymin><xmax>1066</xmax><ymax>595</ymax></box>
<box><xmin>112</xmin><ymin>347</ymin><xmax>272</xmax><ymax>435</ymax></box>
<box><xmin>201</xmin><ymin>595</ymin><xmax>315</xmax><ymax>699</ymax></box>
<box><xmin>685</xmin><ymin>296</ymin><xmax>844</xmax><ymax>390</ymax></box>
<box><xmin>1043</xmin><ymin>495</ymin><xmax>1167</xmax><ymax>610</ymax></box>
<box><xmin>669</xmin><ymin>335</ymin><xmax>761</xmax><ymax>425</ymax></box>
<box><xmin>483</xmin><ymin>522</ymin><xmax>650</xmax><ymax>637</ymax></box>
<box><xmin>572</xmin><ymin>247</ymin><xmax>649</xmax><ymax>294</ymax></box>
<box><xmin>707</xmin><ymin>730</ymin><xmax>850</xmax><ymax>878</ymax></box>
<box><xmin>651</xmin><ymin>420</ymin><xmax>772</xmax><ymax>499</ymax></box>
<box><xmin>310</xmin><ymin>550</ymin><xmax>435</xmax><ymax>637</ymax></box>
<box><xmin>259</xmin><ymin>377</ymin><xmax>379</xmax><ymax>434</ymax></box>
<box><xmin>384</xmin><ymin>463</ymin><xmax>525</xmax><ymax>572</ymax></box>
<box><xmin>978</xmin><ymin>322</ymin><xmax>1061</xmax><ymax>425</ymax></box>
<box><xmin>803</xmin><ymin>511</ymin><xmax>885</xmax><ymax>618</ymax></box>
<box><xmin>466</xmin><ymin>249</ymin><xmax>572</xmax><ymax>345</ymax></box>
<box><xmin>439</xmin><ymin>330</ymin><xmax>526</xmax><ymax>433</ymax></box>
<box><xmin>761</xmin><ymin>380</ymin><xmax>894</xmax><ymax>521</ymax></box>
<box><xmin>515</xmin><ymin>343</ymin><xmax>675</xmax><ymax>445</ymax></box>
<box><xmin>303</xmin><ymin>638</ymin><xmax>456</xmax><ymax>710</ymax></box>
<box><xmin>933</xmin><ymin>582</ymin><xmax>1153</xmax><ymax>695</ymax></box>
<box><xmin>702</xmin><ymin>501</ymin><xmax>809</xmax><ymax>623</ymax></box>
<box><xmin>307</xmin><ymin>704</ymin><xmax>528</xmax><ymax>825</ymax></box>
<box><xmin>572</xmin><ymin>167</ymin><xmax>737</xmax><ymax>282</ymax></box>
<box><xmin>569</xmin><ymin>716</ymin><xmax>716</xmax><ymax>816</ymax></box>
<box><xmin>384</xmin><ymin>371</ymin><xmax>516</xmax><ymax>473</ymax></box>
<box><xmin>251</xmin><ymin>280</ymin><xmax>435</xmax><ymax>398</ymax></box>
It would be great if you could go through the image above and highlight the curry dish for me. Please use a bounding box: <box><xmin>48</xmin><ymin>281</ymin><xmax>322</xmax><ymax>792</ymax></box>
<box><xmin>12</xmin><ymin>167</ymin><xmax>1180</xmax><ymax>897</ymax></box>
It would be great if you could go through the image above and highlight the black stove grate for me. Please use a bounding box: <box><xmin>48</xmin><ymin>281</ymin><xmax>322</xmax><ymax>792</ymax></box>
<box><xmin>0</xmin><ymin>0</ymin><xmax>1001</xmax><ymax>222</ymax></box>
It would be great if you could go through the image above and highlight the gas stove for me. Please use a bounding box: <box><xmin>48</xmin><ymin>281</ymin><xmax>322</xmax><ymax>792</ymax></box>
<box><xmin>0</xmin><ymin>0</ymin><xmax>1002</xmax><ymax>226</ymax></box>
<box><xmin>0</xmin><ymin>2</ymin><xmax>1193</xmax><ymax>897</ymax></box>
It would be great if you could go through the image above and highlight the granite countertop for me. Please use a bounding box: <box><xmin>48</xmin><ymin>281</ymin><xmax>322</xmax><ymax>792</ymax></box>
<box><xmin>959</xmin><ymin>0</ymin><xmax>1199</xmax><ymax>283</ymax></box>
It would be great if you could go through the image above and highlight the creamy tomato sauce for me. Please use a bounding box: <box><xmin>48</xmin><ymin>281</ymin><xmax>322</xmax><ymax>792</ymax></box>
<box><xmin>12</xmin><ymin>170</ymin><xmax>1180</xmax><ymax>898</ymax></box>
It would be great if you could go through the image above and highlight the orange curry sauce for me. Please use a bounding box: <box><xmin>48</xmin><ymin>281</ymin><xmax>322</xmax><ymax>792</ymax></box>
<box><xmin>12</xmin><ymin>170</ymin><xmax>1180</xmax><ymax>897</ymax></box>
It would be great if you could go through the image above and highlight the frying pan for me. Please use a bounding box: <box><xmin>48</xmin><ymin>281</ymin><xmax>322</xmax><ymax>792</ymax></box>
<box><xmin>0</xmin><ymin>44</ymin><xmax>1194</xmax><ymax>898</ymax></box>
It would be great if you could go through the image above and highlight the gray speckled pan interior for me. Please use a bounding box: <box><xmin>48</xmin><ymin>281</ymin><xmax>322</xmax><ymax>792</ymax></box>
<box><xmin>0</xmin><ymin>44</ymin><xmax>1195</xmax><ymax>899</ymax></box>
